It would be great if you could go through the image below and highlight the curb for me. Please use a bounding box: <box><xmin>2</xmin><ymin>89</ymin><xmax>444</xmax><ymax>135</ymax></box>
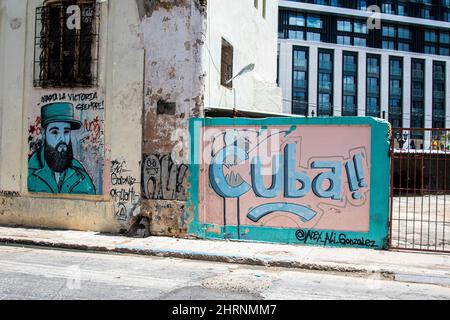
<box><xmin>0</xmin><ymin>237</ymin><xmax>395</xmax><ymax>279</ymax></box>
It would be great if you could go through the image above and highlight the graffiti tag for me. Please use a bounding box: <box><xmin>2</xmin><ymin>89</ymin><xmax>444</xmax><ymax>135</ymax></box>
<box><xmin>295</xmin><ymin>229</ymin><xmax>376</xmax><ymax>248</ymax></box>
<box><xmin>142</xmin><ymin>154</ymin><xmax>188</xmax><ymax>201</ymax></box>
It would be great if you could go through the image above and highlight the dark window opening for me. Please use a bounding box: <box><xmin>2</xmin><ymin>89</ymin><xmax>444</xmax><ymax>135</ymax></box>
<box><xmin>34</xmin><ymin>0</ymin><xmax>100</xmax><ymax>87</ymax></box>
<box><xmin>220</xmin><ymin>38</ymin><xmax>234</xmax><ymax>89</ymax></box>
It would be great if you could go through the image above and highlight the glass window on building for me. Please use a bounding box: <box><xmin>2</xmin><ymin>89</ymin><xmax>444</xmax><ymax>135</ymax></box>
<box><xmin>440</xmin><ymin>48</ymin><xmax>450</xmax><ymax>56</ymax></box>
<box><xmin>292</xmin><ymin>47</ymin><xmax>309</xmax><ymax>116</ymax></box>
<box><xmin>383</xmin><ymin>41</ymin><xmax>395</xmax><ymax>50</ymax></box>
<box><xmin>307</xmin><ymin>32</ymin><xmax>321</xmax><ymax>42</ymax></box>
<box><xmin>440</xmin><ymin>32</ymin><xmax>450</xmax><ymax>44</ymax></box>
<box><xmin>289</xmin><ymin>13</ymin><xmax>305</xmax><ymax>27</ymax></box>
<box><xmin>342</xmin><ymin>52</ymin><xmax>358</xmax><ymax>116</ymax></box>
<box><xmin>398</xmin><ymin>26</ymin><xmax>411</xmax><ymax>40</ymax></box>
<box><xmin>358</xmin><ymin>0</ymin><xmax>367</xmax><ymax>10</ymax></box>
<box><xmin>354</xmin><ymin>37</ymin><xmax>367</xmax><ymax>47</ymax></box>
<box><xmin>354</xmin><ymin>21</ymin><xmax>368</xmax><ymax>34</ymax></box>
<box><xmin>366</xmin><ymin>55</ymin><xmax>381</xmax><ymax>118</ymax></box>
<box><xmin>337</xmin><ymin>36</ymin><xmax>352</xmax><ymax>45</ymax></box>
<box><xmin>432</xmin><ymin>61</ymin><xmax>446</xmax><ymax>128</ymax></box>
<box><xmin>318</xmin><ymin>50</ymin><xmax>334</xmax><ymax>116</ymax></box>
<box><xmin>288</xmin><ymin>30</ymin><xmax>304</xmax><ymax>40</ymax></box>
<box><xmin>425</xmin><ymin>46</ymin><xmax>437</xmax><ymax>54</ymax></box>
<box><xmin>382</xmin><ymin>25</ymin><xmax>396</xmax><ymax>37</ymax></box>
<box><xmin>425</xmin><ymin>30</ymin><xmax>438</xmax><ymax>42</ymax></box>
<box><xmin>411</xmin><ymin>59</ymin><xmax>425</xmax><ymax>138</ymax></box>
<box><xmin>389</xmin><ymin>57</ymin><xmax>403</xmax><ymax>128</ymax></box>
<box><xmin>307</xmin><ymin>15</ymin><xmax>322</xmax><ymax>28</ymax></box>
<box><xmin>337</xmin><ymin>19</ymin><xmax>352</xmax><ymax>32</ymax></box>
<box><xmin>397</xmin><ymin>4</ymin><xmax>406</xmax><ymax>16</ymax></box>
<box><xmin>381</xmin><ymin>2</ymin><xmax>394</xmax><ymax>14</ymax></box>
<box><xmin>398</xmin><ymin>42</ymin><xmax>410</xmax><ymax>52</ymax></box>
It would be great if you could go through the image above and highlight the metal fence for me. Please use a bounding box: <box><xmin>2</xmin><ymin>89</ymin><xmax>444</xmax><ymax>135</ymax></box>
<box><xmin>390</xmin><ymin>128</ymin><xmax>450</xmax><ymax>253</ymax></box>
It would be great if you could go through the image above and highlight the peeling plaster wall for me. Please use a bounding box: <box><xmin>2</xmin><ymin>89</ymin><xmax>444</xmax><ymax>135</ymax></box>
<box><xmin>140</xmin><ymin>0</ymin><xmax>207</xmax><ymax>235</ymax></box>
<box><xmin>0</xmin><ymin>0</ymin><xmax>144</xmax><ymax>233</ymax></box>
<box><xmin>0</xmin><ymin>0</ymin><xmax>26</xmax><ymax>193</ymax></box>
<box><xmin>205</xmin><ymin>0</ymin><xmax>282</xmax><ymax>113</ymax></box>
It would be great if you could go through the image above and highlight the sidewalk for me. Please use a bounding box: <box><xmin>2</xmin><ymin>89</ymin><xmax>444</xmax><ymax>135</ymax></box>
<box><xmin>0</xmin><ymin>226</ymin><xmax>449</xmax><ymax>286</ymax></box>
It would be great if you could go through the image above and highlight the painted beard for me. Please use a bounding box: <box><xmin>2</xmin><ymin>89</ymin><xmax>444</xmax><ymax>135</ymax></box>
<box><xmin>44</xmin><ymin>141</ymin><xmax>73</xmax><ymax>173</ymax></box>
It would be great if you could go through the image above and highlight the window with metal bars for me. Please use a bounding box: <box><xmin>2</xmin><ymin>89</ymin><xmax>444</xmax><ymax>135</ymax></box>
<box><xmin>34</xmin><ymin>0</ymin><xmax>100</xmax><ymax>88</ymax></box>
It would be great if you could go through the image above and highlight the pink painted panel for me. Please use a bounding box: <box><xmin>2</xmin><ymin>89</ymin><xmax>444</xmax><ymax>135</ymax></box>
<box><xmin>198</xmin><ymin>125</ymin><xmax>372</xmax><ymax>232</ymax></box>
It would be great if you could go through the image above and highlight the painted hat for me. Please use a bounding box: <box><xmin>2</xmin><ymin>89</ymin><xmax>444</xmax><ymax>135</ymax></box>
<box><xmin>41</xmin><ymin>102</ymin><xmax>82</xmax><ymax>130</ymax></box>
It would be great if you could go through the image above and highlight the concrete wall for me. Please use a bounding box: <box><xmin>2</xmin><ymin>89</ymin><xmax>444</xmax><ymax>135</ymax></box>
<box><xmin>0</xmin><ymin>0</ymin><xmax>144</xmax><ymax>233</ymax></box>
<box><xmin>204</xmin><ymin>0</ymin><xmax>282</xmax><ymax>114</ymax></box>
<box><xmin>139</xmin><ymin>0</ymin><xmax>282</xmax><ymax>236</ymax></box>
<box><xmin>188</xmin><ymin>117</ymin><xmax>391</xmax><ymax>249</ymax></box>
<box><xmin>0</xmin><ymin>0</ymin><xmax>282</xmax><ymax>236</ymax></box>
<box><xmin>139</xmin><ymin>0</ymin><xmax>207</xmax><ymax>236</ymax></box>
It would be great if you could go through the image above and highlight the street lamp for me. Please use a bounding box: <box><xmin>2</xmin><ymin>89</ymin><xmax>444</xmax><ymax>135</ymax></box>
<box><xmin>223</xmin><ymin>63</ymin><xmax>255</xmax><ymax>239</ymax></box>
<box><xmin>226</xmin><ymin>63</ymin><xmax>255</xmax><ymax>117</ymax></box>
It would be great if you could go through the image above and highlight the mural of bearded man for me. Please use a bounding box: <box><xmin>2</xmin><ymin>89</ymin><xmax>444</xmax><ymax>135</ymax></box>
<box><xmin>28</xmin><ymin>102</ymin><xmax>96</xmax><ymax>195</ymax></box>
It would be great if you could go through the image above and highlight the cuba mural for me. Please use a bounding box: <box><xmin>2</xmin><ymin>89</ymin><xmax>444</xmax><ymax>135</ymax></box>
<box><xmin>188</xmin><ymin>117</ymin><xmax>390</xmax><ymax>249</ymax></box>
<box><xmin>28</xmin><ymin>91</ymin><xmax>105</xmax><ymax>195</ymax></box>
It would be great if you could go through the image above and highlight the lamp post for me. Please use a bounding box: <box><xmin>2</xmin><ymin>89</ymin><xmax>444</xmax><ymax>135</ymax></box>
<box><xmin>223</xmin><ymin>63</ymin><xmax>255</xmax><ymax>239</ymax></box>
<box><xmin>226</xmin><ymin>63</ymin><xmax>255</xmax><ymax>118</ymax></box>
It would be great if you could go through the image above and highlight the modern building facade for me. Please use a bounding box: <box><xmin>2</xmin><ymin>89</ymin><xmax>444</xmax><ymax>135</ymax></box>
<box><xmin>278</xmin><ymin>0</ymin><xmax>450</xmax><ymax>143</ymax></box>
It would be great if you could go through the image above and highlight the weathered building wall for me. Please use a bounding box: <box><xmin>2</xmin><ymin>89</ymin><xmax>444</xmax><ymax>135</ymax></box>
<box><xmin>0</xmin><ymin>0</ymin><xmax>144</xmax><ymax>233</ymax></box>
<box><xmin>139</xmin><ymin>0</ymin><xmax>207</xmax><ymax>236</ymax></box>
<box><xmin>0</xmin><ymin>0</ymin><xmax>283</xmax><ymax>236</ymax></box>
<box><xmin>205</xmin><ymin>0</ymin><xmax>282</xmax><ymax>113</ymax></box>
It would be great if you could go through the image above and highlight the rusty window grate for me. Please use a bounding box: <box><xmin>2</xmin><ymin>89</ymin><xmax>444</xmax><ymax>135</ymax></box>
<box><xmin>33</xmin><ymin>1</ymin><xmax>100</xmax><ymax>88</ymax></box>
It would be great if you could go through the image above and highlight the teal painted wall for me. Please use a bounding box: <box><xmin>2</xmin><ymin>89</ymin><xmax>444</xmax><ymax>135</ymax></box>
<box><xmin>187</xmin><ymin>117</ymin><xmax>391</xmax><ymax>250</ymax></box>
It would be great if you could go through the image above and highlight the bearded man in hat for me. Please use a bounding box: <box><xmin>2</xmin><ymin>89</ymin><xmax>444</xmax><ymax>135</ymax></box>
<box><xmin>28</xmin><ymin>102</ymin><xmax>96</xmax><ymax>195</ymax></box>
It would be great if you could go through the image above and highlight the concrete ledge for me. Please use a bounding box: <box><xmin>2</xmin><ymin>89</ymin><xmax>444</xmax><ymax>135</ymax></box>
<box><xmin>0</xmin><ymin>196</ymin><xmax>120</xmax><ymax>233</ymax></box>
<box><xmin>0</xmin><ymin>226</ymin><xmax>449</xmax><ymax>285</ymax></box>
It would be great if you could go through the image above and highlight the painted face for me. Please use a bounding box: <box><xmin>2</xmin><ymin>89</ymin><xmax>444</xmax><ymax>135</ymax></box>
<box><xmin>45</xmin><ymin>122</ymin><xmax>72</xmax><ymax>150</ymax></box>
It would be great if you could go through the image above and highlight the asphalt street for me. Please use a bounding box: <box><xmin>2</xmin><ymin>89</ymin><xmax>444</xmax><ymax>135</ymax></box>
<box><xmin>0</xmin><ymin>244</ymin><xmax>449</xmax><ymax>300</ymax></box>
